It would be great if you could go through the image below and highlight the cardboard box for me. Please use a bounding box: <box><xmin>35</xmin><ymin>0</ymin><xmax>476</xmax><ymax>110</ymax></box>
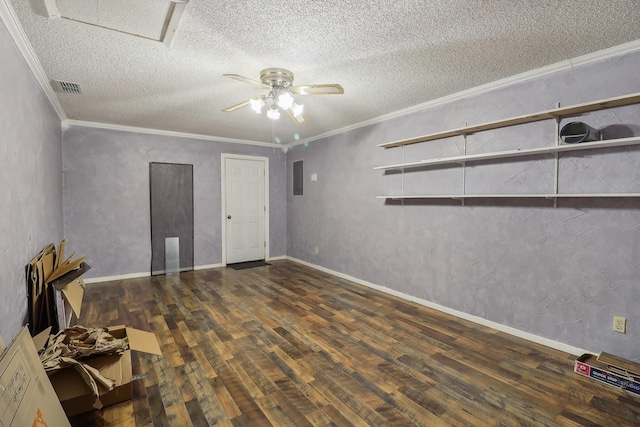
<box><xmin>0</xmin><ymin>327</ymin><xmax>70</xmax><ymax>427</ymax></box>
<box><xmin>43</xmin><ymin>326</ymin><xmax>161</xmax><ymax>417</ymax></box>
<box><xmin>575</xmin><ymin>352</ymin><xmax>640</xmax><ymax>397</ymax></box>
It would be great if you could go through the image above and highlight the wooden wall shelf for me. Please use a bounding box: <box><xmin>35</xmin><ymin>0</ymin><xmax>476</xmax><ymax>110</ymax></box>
<box><xmin>374</xmin><ymin>136</ymin><xmax>640</xmax><ymax>171</ymax></box>
<box><xmin>378</xmin><ymin>92</ymin><xmax>640</xmax><ymax>149</ymax></box>
<box><xmin>377</xmin><ymin>193</ymin><xmax>640</xmax><ymax>200</ymax></box>
<box><xmin>376</xmin><ymin>92</ymin><xmax>640</xmax><ymax>203</ymax></box>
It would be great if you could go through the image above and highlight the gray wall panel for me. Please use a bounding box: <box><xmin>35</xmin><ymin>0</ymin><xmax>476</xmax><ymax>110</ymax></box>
<box><xmin>0</xmin><ymin>21</ymin><xmax>63</xmax><ymax>340</ymax></box>
<box><xmin>62</xmin><ymin>128</ymin><xmax>286</xmax><ymax>278</ymax></box>
<box><xmin>286</xmin><ymin>51</ymin><xmax>640</xmax><ymax>360</ymax></box>
<box><xmin>150</xmin><ymin>162</ymin><xmax>194</xmax><ymax>274</ymax></box>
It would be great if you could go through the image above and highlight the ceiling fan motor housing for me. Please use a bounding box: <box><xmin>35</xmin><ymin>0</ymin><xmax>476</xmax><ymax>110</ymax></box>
<box><xmin>260</xmin><ymin>68</ymin><xmax>294</xmax><ymax>88</ymax></box>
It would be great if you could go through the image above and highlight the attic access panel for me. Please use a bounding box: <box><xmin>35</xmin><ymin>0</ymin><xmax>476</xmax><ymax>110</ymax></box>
<box><xmin>44</xmin><ymin>0</ymin><xmax>187</xmax><ymax>46</ymax></box>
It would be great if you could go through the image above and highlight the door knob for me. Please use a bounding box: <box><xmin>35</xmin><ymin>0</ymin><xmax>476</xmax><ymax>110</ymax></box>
<box><xmin>227</xmin><ymin>215</ymin><xmax>231</xmax><ymax>219</ymax></box>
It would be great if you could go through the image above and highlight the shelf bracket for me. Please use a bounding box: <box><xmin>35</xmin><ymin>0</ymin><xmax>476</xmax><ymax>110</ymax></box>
<box><xmin>461</xmin><ymin>129</ymin><xmax>467</xmax><ymax>206</ymax></box>
<box><xmin>553</xmin><ymin>103</ymin><xmax>560</xmax><ymax>208</ymax></box>
<box><xmin>401</xmin><ymin>146</ymin><xmax>405</xmax><ymax>206</ymax></box>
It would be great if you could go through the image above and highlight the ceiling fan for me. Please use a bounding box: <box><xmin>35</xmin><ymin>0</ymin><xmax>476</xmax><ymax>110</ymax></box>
<box><xmin>221</xmin><ymin>68</ymin><xmax>344</xmax><ymax>125</ymax></box>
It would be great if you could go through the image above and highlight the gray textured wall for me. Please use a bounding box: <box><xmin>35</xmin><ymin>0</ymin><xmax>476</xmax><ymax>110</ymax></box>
<box><xmin>286</xmin><ymin>51</ymin><xmax>640</xmax><ymax>360</ymax></box>
<box><xmin>0</xmin><ymin>21</ymin><xmax>63</xmax><ymax>340</ymax></box>
<box><xmin>62</xmin><ymin>128</ymin><xmax>286</xmax><ymax>278</ymax></box>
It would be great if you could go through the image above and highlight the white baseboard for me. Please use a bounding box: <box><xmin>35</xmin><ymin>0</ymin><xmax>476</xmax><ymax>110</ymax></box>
<box><xmin>84</xmin><ymin>263</ymin><xmax>224</xmax><ymax>283</ymax></box>
<box><xmin>194</xmin><ymin>263</ymin><xmax>224</xmax><ymax>271</ymax></box>
<box><xmin>267</xmin><ymin>255</ymin><xmax>287</xmax><ymax>261</ymax></box>
<box><xmin>286</xmin><ymin>256</ymin><xmax>592</xmax><ymax>357</ymax></box>
<box><xmin>151</xmin><ymin>266</ymin><xmax>195</xmax><ymax>275</ymax></box>
<box><xmin>83</xmin><ymin>271</ymin><xmax>150</xmax><ymax>283</ymax></box>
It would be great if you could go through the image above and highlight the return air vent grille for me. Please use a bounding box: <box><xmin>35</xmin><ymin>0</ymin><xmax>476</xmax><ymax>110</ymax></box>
<box><xmin>52</xmin><ymin>80</ymin><xmax>82</xmax><ymax>94</ymax></box>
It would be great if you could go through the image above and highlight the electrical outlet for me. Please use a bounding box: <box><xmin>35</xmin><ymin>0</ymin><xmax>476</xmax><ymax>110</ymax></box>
<box><xmin>613</xmin><ymin>316</ymin><xmax>627</xmax><ymax>334</ymax></box>
<box><xmin>314</xmin><ymin>246</ymin><xmax>319</xmax><ymax>255</ymax></box>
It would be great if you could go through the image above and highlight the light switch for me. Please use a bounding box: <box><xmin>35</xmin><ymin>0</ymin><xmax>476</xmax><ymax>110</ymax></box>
<box><xmin>311</xmin><ymin>173</ymin><xmax>318</xmax><ymax>181</ymax></box>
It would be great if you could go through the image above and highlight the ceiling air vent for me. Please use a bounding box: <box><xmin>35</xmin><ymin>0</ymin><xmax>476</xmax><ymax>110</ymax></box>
<box><xmin>52</xmin><ymin>80</ymin><xmax>82</xmax><ymax>94</ymax></box>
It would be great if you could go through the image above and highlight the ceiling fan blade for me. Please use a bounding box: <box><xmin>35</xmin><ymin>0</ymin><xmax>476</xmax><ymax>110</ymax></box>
<box><xmin>221</xmin><ymin>99</ymin><xmax>250</xmax><ymax>112</ymax></box>
<box><xmin>223</xmin><ymin>73</ymin><xmax>269</xmax><ymax>88</ymax></box>
<box><xmin>287</xmin><ymin>108</ymin><xmax>308</xmax><ymax>125</ymax></box>
<box><xmin>292</xmin><ymin>84</ymin><xmax>344</xmax><ymax>95</ymax></box>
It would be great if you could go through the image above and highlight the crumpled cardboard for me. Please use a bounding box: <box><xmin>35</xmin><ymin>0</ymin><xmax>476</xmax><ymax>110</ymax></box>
<box><xmin>38</xmin><ymin>326</ymin><xmax>130</xmax><ymax>410</ymax></box>
<box><xmin>36</xmin><ymin>325</ymin><xmax>161</xmax><ymax>417</ymax></box>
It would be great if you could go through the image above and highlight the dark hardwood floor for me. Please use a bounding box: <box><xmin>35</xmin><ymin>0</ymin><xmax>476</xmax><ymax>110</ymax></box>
<box><xmin>70</xmin><ymin>260</ymin><xmax>640</xmax><ymax>426</ymax></box>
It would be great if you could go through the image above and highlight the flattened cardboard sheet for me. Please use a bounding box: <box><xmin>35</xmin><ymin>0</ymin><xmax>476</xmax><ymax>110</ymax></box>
<box><xmin>27</xmin><ymin>241</ymin><xmax>88</xmax><ymax>335</ymax></box>
<box><xmin>32</xmin><ymin>327</ymin><xmax>52</xmax><ymax>352</ymax></box>
<box><xmin>60</xmin><ymin>278</ymin><xmax>85</xmax><ymax>318</ymax></box>
<box><xmin>47</xmin><ymin>255</ymin><xmax>86</xmax><ymax>284</ymax></box>
<box><xmin>125</xmin><ymin>327</ymin><xmax>162</xmax><ymax>355</ymax></box>
<box><xmin>42</xmin><ymin>252</ymin><xmax>55</xmax><ymax>282</ymax></box>
<box><xmin>55</xmin><ymin>239</ymin><xmax>66</xmax><ymax>270</ymax></box>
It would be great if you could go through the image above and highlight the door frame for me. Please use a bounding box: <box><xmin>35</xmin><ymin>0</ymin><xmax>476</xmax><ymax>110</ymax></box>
<box><xmin>221</xmin><ymin>153</ymin><xmax>270</xmax><ymax>265</ymax></box>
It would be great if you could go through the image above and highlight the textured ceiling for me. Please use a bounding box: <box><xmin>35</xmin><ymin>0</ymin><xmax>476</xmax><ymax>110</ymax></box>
<box><xmin>8</xmin><ymin>0</ymin><xmax>640</xmax><ymax>145</ymax></box>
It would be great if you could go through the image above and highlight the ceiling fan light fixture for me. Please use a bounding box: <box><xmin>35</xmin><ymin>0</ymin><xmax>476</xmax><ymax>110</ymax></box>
<box><xmin>267</xmin><ymin>107</ymin><xmax>280</xmax><ymax>120</ymax></box>
<box><xmin>291</xmin><ymin>102</ymin><xmax>304</xmax><ymax>117</ymax></box>
<box><xmin>222</xmin><ymin>67</ymin><xmax>344</xmax><ymax>125</ymax></box>
<box><xmin>278</xmin><ymin>92</ymin><xmax>294</xmax><ymax>110</ymax></box>
<box><xmin>250</xmin><ymin>96</ymin><xmax>265</xmax><ymax>113</ymax></box>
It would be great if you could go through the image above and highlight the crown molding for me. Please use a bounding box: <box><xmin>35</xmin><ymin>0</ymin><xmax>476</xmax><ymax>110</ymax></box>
<box><xmin>284</xmin><ymin>39</ymin><xmax>640</xmax><ymax>149</ymax></box>
<box><xmin>63</xmin><ymin>119</ymin><xmax>281</xmax><ymax>148</ymax></box>
<box><xmin>0</xmin><ymin>0</ymin><xmax>67</xmax><ymax>121</ymax></box>
<box><xmin>569</xmin><ymin>39</ymin><xmax>640</xmax><ymax>67</ymax></box>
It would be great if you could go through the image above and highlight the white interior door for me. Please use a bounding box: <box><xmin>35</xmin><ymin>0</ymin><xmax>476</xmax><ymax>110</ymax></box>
<box><xmin>224</xmin><ymin>157</ymin><xmax>266</xmax><ymax>264</ymax></box>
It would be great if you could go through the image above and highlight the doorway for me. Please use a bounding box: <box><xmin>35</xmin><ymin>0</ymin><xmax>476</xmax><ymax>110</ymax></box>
<box><xmin>221</xmin><ymin>154</ymin><xmax>269</xmax><ymax>265</ymax></box>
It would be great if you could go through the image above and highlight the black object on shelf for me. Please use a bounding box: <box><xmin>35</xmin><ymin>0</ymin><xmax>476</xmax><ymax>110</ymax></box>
<box><xmin>560</xmin><ymin>121</ymin><xmax>601</xmax><ymax>144</ymax></box>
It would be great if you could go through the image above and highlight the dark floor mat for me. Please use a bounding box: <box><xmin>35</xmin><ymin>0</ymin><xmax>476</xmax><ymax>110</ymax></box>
<box><xmin>227</xmin><ymin>260</ymin><xmax>271</xmax><ymax>270</ymax></box>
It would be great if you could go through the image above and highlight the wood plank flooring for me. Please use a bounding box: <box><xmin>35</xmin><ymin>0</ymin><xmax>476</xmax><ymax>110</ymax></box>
<box><xmin>69</xmin><ymin>260</ymin><xmax>640</xmax><ymax>426</ymax></box>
